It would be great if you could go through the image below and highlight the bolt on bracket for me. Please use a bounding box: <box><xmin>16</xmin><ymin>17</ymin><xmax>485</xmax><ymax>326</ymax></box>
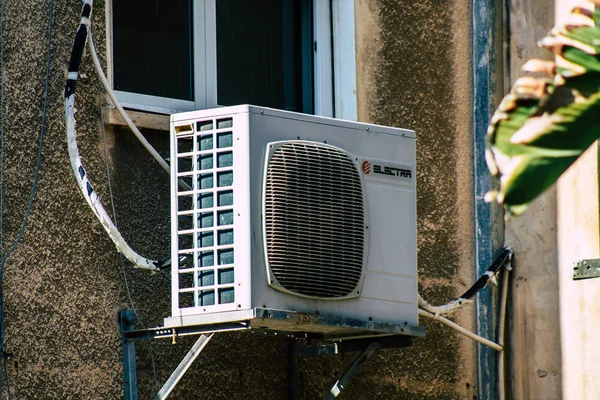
<box><xmin>572</xmin><ymin>259</ymin><xmax>600</xmax><ymax>280</ymax></box>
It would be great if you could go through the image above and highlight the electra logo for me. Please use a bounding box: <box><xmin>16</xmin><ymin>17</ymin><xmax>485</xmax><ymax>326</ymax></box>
<box><xmin>373</xmin><ymin>165</ymin><xmax>412</xmax><ymax>178</ymax></box>
<box><xmin>361</xmin><ymin>161</ymin><xmax>372</xmax><ymax>174</ymax></box>
<box><xmin>360</xmin><ymin>159</ymin><xmax>412</xmax><ymax>180</ymax></box>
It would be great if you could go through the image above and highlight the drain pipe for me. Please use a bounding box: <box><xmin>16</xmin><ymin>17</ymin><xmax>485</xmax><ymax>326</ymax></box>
<box><xmin>472</xmin><ymin>0</ymin><xmax>506</xmax><ymax>399</ymax></box>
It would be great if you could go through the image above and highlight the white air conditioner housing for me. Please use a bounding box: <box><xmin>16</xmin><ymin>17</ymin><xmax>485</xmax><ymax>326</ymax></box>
<box><xmin>165</xmin><ymin>105</ymin><xmax>423</xmax><ymax>339</ymax></box>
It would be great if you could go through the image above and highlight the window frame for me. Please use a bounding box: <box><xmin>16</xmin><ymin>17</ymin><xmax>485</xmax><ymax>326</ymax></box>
<box><xmin>106</xmin><ymin>0</ymin><xmax>356</xmax><ymax>119</ymax></box>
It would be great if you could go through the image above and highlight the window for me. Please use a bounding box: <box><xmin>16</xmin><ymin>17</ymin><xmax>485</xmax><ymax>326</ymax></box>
<box><xmin>108</xmin><ymin>0</ymin><xmax>356</xmax><ymax>119</ymax></box>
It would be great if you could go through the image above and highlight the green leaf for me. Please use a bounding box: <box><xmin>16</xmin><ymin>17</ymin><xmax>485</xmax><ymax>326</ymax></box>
<box><xmin>486</xmin><ymin>5</ymin><xmax>600</xmax><ymax>216</ymax></box>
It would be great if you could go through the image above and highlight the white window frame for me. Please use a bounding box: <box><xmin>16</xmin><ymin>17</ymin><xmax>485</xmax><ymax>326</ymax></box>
<box><xmin>106</xmin><ymin>0</ymin><xmax>357</xmax><ymax>119</ymax></box>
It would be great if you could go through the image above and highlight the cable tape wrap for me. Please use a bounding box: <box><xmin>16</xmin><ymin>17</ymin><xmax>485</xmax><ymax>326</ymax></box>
<box><xmin>419</xmin><ymin>247</ymin><xmax>512</xmax><ymax>316</ymax></box>
<box><xmin>64</xmin><ymin>0</ymin><xmax>167</xmax><ymax>271</ymax></box>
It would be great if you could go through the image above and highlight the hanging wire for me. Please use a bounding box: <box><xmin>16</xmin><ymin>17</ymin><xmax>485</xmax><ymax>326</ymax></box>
<box><xmin>92</xmin><ymin>28</ymin><xmax>160</xmax><ymax>395</ymax></box>
<box><xmin>0</xmin><ymin>0</ymin><xmax>5</xmax><ymax>363</ymax></box>
<box><xmin>0</xmin><ymin>0</ymin><xmax>54</xmax><ymax>396</ymax></box>
<box><xmin>0</xmin><ymin>0</ymin><xmax>5</xmax><ymax>265</ymax></box>
<box><xmin>0</xmin><ymin>0</ymin><xmax>5</xmax><ymax>394</ymax></box>
<box><xmin>0</xmin><ymin>0</ymin><xmax>53</xmax><ymax>265</ymax></box>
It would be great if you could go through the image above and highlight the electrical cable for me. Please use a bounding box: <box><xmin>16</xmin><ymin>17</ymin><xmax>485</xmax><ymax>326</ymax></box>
<box><xmin>0</xmin><ymin>0</ymin><xmax>54</xmax><ymax>396</ymax></box>
<box><xmin>418</xmin><ymin>247</ymin><xmax>512</xmax><ymax>316</ymax></box>
<box><xmin>0</xmin><ymin>0</ymin><xmax>5</xmax><ymax>273</ymax></box>
<box><xmin>85</xmin><ymin>24</ymin><xmax>191</xmax><ymax>192</ymax></box>
<box><xmin>417</xmin><ymin>248</ymin><xmax>513</xmax><ymax>353</ymax></box>
<box><xmin>0</xmin><ymin>0</ymin><xmax>5</xmax><ymax>390</ymax></box>
<box><xmin>0</xmin><ymin>0</ymin><xmax>5</xmax><ymax>394</ymax></box>
<box><xmin>498</xmin><ymin>255</ymin><xmax>511</xmax><ymax>400</ymax></box>
<box><xmin>64</xmin><ymin>0</ymin><xmax>173</xmax><ymax>272</ymax></box>
<box><xmin>86</xmin><ymin>25</ymin><xmax>168</xmax><ymax>174</ymax></box>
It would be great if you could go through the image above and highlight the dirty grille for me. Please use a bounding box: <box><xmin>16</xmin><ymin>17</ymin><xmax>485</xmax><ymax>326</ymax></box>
<box><xmin>264</xmin><ymin>142</ymin><xmax>366</xmax><ymax>299</ymax></box>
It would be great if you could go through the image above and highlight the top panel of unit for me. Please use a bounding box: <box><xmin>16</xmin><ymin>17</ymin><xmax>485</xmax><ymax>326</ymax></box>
<box><xmin>171</xmin><ymin>105</ymin><xmax>416</xmax><ymax>140</ymax></box>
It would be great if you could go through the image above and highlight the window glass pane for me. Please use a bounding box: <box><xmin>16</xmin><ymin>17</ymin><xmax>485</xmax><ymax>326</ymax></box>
<box><xmin>216</xmin><ymin>0</ymin><xmax>313</xmax><ymax>113</ymax></box>
<box><xmin>113</xmin><ymin>0</ymin><xmax>194</xmax><ymax>101</ymax></box>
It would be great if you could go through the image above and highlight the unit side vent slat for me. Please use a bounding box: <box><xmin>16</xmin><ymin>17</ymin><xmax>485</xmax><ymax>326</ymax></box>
<box><xmin>173</xmin><ymin>116</ymin><xmax>239</xmax><ymax>313</ymax></box>
<box><xmin>264</xmin><ymin>142</ymin><xmax>366</xmax><ymax>299</ymax></box>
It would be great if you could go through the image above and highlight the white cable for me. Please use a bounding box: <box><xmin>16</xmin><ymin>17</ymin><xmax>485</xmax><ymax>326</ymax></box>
<box><xmin>498</xmin><ymin>259</ymin><xmax>511</xmax><ymax>400</ymax></box>
<box><xmin>418</xmin><ymin>248</ymin><xmax>512</xmax><ymax>317</ymax></box>
<box><xmin>418</xmin><ymin>308</ymin><xmax>503</xmax><ymax>352</ymax></box>
<box><xmin>66</xmin><ymin>96</ymin><xmax>161</xmax><ymax>271</ymax></box>
<box><xmin>418</xmin><ymin>293</ymin><xmax>474</xmax><ymax>316</ymax></box>
<box><xmin>64</xmin><ymin>1</ymin><xmax>162</xmax><ymax>271</ymax></box>
<box><xmin>85</xmin><ymin>25</ymin><xmax>191</xmax><ymax>191</ymax></box>
<box><xmin>86</xmin><ymin>25</ymin><xmax>168</xmax><ymax>172</ymax></box>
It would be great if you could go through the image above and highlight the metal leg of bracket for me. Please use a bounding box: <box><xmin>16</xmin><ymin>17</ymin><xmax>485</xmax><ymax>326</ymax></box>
<box><xmin>290</xmin><ymin>341</ymin><xmax>341</xmax><ymax>399</ymax></box>
<box><xmin>119</xmin><ymin>310</ymin><xmax>138</xmax><ymax>400</ymax></box>
<box><xmin>323</xmin><ymin>342</ymin><xmax>380</xmax><ymax>400</ymax></box>
<box><xmin>156</xmin><ymin>334</ymin><xmax>213</xmax><ymax>399</ymax></box>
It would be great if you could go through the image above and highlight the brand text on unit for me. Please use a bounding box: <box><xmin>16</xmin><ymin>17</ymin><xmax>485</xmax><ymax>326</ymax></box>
<box><xmin>373</xmin><ymin>165</ymin><xmax>412</xmax><ymax>178</ymax></box>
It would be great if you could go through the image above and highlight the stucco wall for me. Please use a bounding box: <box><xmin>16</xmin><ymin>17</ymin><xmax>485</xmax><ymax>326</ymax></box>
<box><xmin>353</xmin><ymin>1</ymin><xmax>478</xmax><ymax>399</ymax></box>
<box><xmin>0</xmin><ymin>0</ymin><xmax>478</xmax><ymax>399</ymax></box>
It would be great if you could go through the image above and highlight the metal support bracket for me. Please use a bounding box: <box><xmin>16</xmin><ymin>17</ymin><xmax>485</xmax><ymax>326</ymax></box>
<box><xmin>572</xmin><ymin>259</ymin><xmax>600</xmax><ymax>280</ymax></box>
<box><xmin>119</xmin><ymin>310</ymin><xmax>138</xmax><ymax>400</ymax></box>
<box><xmin>156</xmin><ymin>334</ymin><xmax>213</xmax><ymax>399</ymax></box>
<box><xmin>289</xmin><ymin>335</ymin><xmax>412</xmax><ymax>399</ymax></box>
<box><xmin>324</xmin><ymin>342</ymin><xmax>380</xmax><ymax>399</ymax></box>
<box><xmin>118</xmin><ymin>310</ymin><xmax>241</xmax><ymax>400</ymax></box>
<box><xmin>120</xmin><ymin>307</ymin><xmax>413</xmax><ymax>399</ymax></box>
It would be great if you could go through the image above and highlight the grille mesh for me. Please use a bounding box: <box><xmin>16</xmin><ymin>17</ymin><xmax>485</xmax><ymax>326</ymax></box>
<box><xmin>264</xmin><ymin>142</ymin><xmax>366</xmax><ymax>298</ymax></box>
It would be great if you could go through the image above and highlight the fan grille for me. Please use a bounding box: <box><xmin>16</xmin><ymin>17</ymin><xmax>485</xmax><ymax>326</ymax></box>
<box><xmin>264</xmin><ymin>142</ymin><xmax>366</xmax><ymax>298</ymax></box>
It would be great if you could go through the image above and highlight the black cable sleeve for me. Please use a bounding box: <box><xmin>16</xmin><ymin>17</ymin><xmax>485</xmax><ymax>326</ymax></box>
<box><xmin>460</xmin><ymin>247</ymin><xmax>512</xmax><ymax>300</ymax></box>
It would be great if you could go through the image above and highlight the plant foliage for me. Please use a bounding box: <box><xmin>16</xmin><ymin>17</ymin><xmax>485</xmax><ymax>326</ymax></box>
<box><xmin>486</xmin><ymin>1</ymin><xmax>600</xmax><ymax>216</ymax></box>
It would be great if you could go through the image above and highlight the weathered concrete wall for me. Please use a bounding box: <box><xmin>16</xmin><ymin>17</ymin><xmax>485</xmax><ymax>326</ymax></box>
<box><xmin>1</xmin><ymin>0</ymin><xmax>479</xmax><ymax>398</ymax></box>
<box><xmin>504</xmin><ymin>2</ymin><xmax>562</xmax><ymax>399</ymax></box>
<box><xmin>353</xmin><ymin>1</ymin><xmax>478</xmax><ymax>399</ymax></box>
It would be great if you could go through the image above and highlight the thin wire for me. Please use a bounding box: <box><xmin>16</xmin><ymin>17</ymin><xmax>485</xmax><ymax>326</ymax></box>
<box><xmin>93</xmin><ymin>30</ymin><xmax>159</xmax><ymax>396</ymax></box>
<box><xmin>0</xmin><ymin>0</ymin><xmax>5</xmax><ymax>394</ymax></box>
<box><xmin>0</xmin><ymin>0</ymin><xmax>5</xmax><ymax>259</ymax></box>
<box><xmin>0</xmin><ymin>2</ymin><xmax>52</xmax><ymax>264</ymax></box>
<box><xmin>0</xmin><ymin>1</ymin><xmax>54</xmax><ymax>396</ymax></box>
<box><xmin>0</xmin><ymin>0</ymin><xmax>5</xmax><ymax>351</ymax></box>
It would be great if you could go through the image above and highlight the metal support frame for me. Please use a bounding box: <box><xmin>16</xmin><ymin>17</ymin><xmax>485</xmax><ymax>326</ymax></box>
<box><xmin>156</xmin><ymin>334</ymin><xmax>213</xmax><ymax>399</ymax></box>
<box><xmin>324</xmin><ymin>342</ymin><xmax>380</xmax><ymax>399</ymax></box>
<box><xmin>288</xmin><ymin>335</ymin><xmax>412</xmax><ymax>399</ymax></box>
<box><xmin>573</xmin><ymin>259</ymin><xmax>600</xmax><ymax>280</ymax></box>
<box><xmin>119</xmin><ymin>309</ymin><xmax>415</xmax><ymax>399</ymax></box>
<box><xmin>120</xmin><ymin>310</ymin><xmax>138</xmax><ymax>400</ymax></box>
<box><xmin>118</xmin><ymin>310</ymin><xmax>248</xmax><ymax>400</ymax></box>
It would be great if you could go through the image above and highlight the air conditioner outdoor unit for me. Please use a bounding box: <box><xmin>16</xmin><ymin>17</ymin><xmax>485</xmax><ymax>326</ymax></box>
<box><xmin>165</xmin><ymin>105</ymin><xmax>424</xmax><ymax>340</ymax></box>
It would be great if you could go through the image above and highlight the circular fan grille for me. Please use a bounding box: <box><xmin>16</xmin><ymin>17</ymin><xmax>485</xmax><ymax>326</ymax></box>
<box><xmin>264</xmin><ymin>142</ymin><xmax>366</xmax><ymax>299</ymax></box>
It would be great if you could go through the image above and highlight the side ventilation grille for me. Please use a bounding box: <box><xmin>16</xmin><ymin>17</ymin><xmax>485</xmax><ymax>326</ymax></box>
<box><xmin>174</xmin><ymin>117</ymin><xmax>237</xmax><ymax>312</ymax></box>
<box><xmin>264</xmin><ymin>141</ymin><xmax>366</xmax><ymax>299</ymax></box>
